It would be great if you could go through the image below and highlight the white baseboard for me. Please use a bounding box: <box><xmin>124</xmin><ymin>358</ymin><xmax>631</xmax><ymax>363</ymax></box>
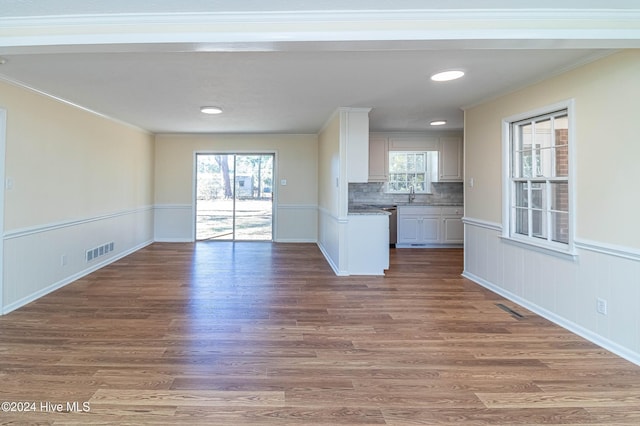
<box><xmin>462</xmin><ymin>270</ymin><xmax>640</xmax><ymax>367</ymax></box>
<box><xmin>154</xmin><ymin>238</ymin><xmax>194</xmax><ymax>243</ymax></box>
<box><xmin>316</xmin><ymin>241</ymin><xmax>347</xmax><ymax>276</ymax></box>
<box><xmin>2</xmin><ymin>239</ymin><xmax>154</xmax><ymax>315</ymax></box>
<box><xmin>274</xmin><ymin>238</ymin><xmax>317</xmax><ymax>243</ymax></box>
<box><xmin>396</xmin><ymin>243</ymin><xmax>463</xmax><ymax>249</ymax></box>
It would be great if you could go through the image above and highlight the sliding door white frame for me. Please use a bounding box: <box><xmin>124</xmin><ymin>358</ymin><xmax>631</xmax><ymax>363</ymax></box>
<box><xmin>0</xmin><ymin>109</ymin><xmax>7</xmax><ymax>313</ymax></box>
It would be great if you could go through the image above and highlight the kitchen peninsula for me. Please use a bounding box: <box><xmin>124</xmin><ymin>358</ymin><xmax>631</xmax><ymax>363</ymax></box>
<box><xmin>346</xmin><ymin>206</ymin><xmax>391</xmax><ymax>275</ymax></box>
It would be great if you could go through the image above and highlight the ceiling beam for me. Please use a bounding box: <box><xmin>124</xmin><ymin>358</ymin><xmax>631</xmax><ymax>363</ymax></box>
<box><xmin>2</xmin><ymin>9</ymin><xmax>640</xmax><ymax>53</ymax></box>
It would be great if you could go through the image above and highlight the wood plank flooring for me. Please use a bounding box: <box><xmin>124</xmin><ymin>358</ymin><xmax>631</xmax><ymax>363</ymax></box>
<box><xmin>1</xmin><ymin>242</ymin><xmax>639</xmax><ymax>425</ymax></box>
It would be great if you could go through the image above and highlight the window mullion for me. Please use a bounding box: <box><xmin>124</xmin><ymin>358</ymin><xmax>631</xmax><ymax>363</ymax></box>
<box><xmin>527</xmin><ymin>180</ymin><xmax>533</xmax><ymax>237</ymax></box>
<box><xmin>550</xmin><ymin>116</ymin><xmax>556</xmax><ymax>176</ymax></box>
<box><xmin>531</xmin><ymin>122</ymin><xmax>537</xmax><ymax>177</ymax></box>
<box><xmin>510</xmin><ymin>181</ymin><xmax>515</xmax><ymax>237</ymax></box>
<box><xmin>546</xmin><ymin>180</ymin><xmax>552</xmax><ymax>242</ymax></box>
<box><xmin>512</xmin><ymin>126</ymin><xmax>519</xmax><ymax>179</ymax></box>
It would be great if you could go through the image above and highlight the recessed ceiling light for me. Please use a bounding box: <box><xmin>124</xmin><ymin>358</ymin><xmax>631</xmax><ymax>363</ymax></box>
<box><xmin>0</xmin><ymin>57</ymin><xmax>7</xmax><ymax>65</ymax></box>
<box><xmin>430</xmin><ymin>70</ymin><xmax>465</xmax><ymax>82</ymax></box>
<box><xmin>430</xmin><ymin>120</ymin><xmax>447</xmax><ymax>126</ymax></box>
<box><xmin>200</xmin><ymin>106</ymin><xmax>223</xmax><ymax>114</ymax></box>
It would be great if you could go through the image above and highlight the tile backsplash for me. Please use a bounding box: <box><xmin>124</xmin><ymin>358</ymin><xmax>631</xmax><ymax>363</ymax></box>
<box><xmin>349</xmin><ymin>182</ymin><xmax>463</xmax><ymax>206</ymax></box>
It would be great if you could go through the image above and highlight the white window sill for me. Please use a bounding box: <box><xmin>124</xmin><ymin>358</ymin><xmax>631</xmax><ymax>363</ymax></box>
<box><xmin>499</xmin><ymin>235</ymin><xmax>579</xmax><ymax>261</ymax></box>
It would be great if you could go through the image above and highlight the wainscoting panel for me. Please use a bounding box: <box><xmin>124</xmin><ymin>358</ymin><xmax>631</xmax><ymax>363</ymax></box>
<box><xmin>317</xmin><ymin>207</ymin><xmax>348</xmax><ymax>276</ymax></box>
<box><xmin>154</xmin><ymin>204</ymin><xmax>193</xmax><ymax>242</ymax></box>
<box><xmin>154</xmin><ymin>204</ymin><xmax>319</xmax><ymax>243</ymax></box>
<box><xmin>3</xmin><ymin>206</ymin><xmax>154</xmax><ymax>314</ymax></box>
<box><xmin>463</xmin><ymin>217</ymin><xmax>640</xmax><ymax>366</ymax></box>
<box><xmin>275</xmin><ymin>204</ymin><xmax>317</xmax><ymax>243</ymax></box>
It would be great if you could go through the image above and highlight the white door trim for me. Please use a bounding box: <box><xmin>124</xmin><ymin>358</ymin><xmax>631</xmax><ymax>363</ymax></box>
<box><xmin>0</xmin><ymin>109</ymin><xmax>7</xmax><ymax>313</ymax></box>
<box><xmin>193</xmin><ymin>151</ymin><xmax>277</xmax><ymax>242</ymax></box>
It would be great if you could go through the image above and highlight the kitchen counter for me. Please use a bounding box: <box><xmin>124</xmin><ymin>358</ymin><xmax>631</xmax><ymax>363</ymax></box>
<box><xmin>349</xmin><ymin>203</ymin><xmax>462</xmax><ymax>214</ymax></box>
<box><xmin>394</xmin><ymin>202</ymin><xmax>463</xmax><ymax>207</ymax></box>
<box><xmin>348</xmin><ymin>205</ymin><xmax>393</xmax><ymax>215</ymax></box>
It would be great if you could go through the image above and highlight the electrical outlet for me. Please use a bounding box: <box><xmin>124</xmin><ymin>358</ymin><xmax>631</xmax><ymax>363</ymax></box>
<box><xmin>61</xmin><ymin>254</ymin><xmax>67</xmax><ymax>266</ymax></box>
<box><xmin>597</xmin><ymin>298</ymin><xmax>608</xmax><ymax>315</ymax></box>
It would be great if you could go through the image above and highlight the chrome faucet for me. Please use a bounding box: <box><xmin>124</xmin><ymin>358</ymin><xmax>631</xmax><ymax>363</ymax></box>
<box><xmin>408</xmin><ymin>185</ymin><xmax>416</xmax><ymax>203</ymax></box>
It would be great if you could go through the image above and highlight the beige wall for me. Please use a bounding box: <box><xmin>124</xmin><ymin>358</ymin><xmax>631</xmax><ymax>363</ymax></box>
<box><xmin>0</xmin><ymin>79</ymin><xmax>155</xmax><ymax>312</ymax></box>
<box><xmin>316</xmin><ymin>112</ymin><xmax>344</xmax><ymax>272</ymax></box>
<box><xmin>465</xmin><ymin>50</ymin><xmax>640</xmax><ymax>248</ymax></box>
<box><xmin>317</xmin><ymin>114</ymin><xmax>340</xmax><ymax>214</ymax></box>
<box><xmin>154</xmin><ymin>133</ymin><xmax>317</xmax><ymax>203</ymax></box>
<box><xmin>153</xmin><ymin>133</ymin><xmax>318</xmax><ymax>241</ymax></box>
<box><xmin>463</xmin><ymin>50</ymin><xmax>640</xmax><ymax>363</ymax></box>
<box><xmin>1</xmin><ymin>80</ymin><xmax>155</xmax><ymax>231</ymax></box>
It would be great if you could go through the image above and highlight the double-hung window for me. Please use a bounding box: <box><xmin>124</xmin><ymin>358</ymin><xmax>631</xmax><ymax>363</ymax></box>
<box><xmin>388</xmin><ymin>151</ymin><xmax>437</xmax><ymax>193</ymax></box>
<box><xmin>504</xmin><ymin>101</ymin><xmax>574</xmax><ymax>254</ymax></box>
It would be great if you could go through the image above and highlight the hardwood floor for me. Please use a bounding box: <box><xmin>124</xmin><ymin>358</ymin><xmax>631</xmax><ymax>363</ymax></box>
<box><xmin>1</xmin><ymin>242</ymin><xmax>640</xmax><ymax>425</ymax></box>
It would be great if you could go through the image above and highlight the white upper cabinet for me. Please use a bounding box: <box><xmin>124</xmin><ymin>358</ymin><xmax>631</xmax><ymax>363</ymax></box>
<box><xmin>438</xmin><ymin>136</ymin><xmax>463</xmax><ymax>182</ymax></box>
<box><xmin>388</xmin><ymin>135</ymin><xmax>439</xmax><ymax>151</ymax></box>
<box><xmin>344</xmin><ymin>108</ymin><xmax>371</xmax><ymax>183</ymax></box>
<box><xmin>368</xmin><ymin>135</ymin><xmax>388</xmax><ymax>182</ymax></box>
<box><xmin>368</xmin><ymin>132</ymin><xmax>464</xmax><ymax>183</ymax></box>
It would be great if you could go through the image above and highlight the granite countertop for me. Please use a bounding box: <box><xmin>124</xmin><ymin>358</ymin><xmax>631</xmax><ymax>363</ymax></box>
<box><xmin>348</xmin><ymin>203</ymin><xmax>463</xmax><ymax>215</ymax></box>
<box><xmin>348</xmin><ymin>205</ymin><xmax>393</xmax><ymax>215</ymax></box>
<box><xmin>394</xmin><ymin>202</ymin><xmax>463</xmax><ymax>207</ymax></box>
<box><xmin>396</xmin><ymin>203</ymin><xmax>464</xmax><ymax>207</ymax></box>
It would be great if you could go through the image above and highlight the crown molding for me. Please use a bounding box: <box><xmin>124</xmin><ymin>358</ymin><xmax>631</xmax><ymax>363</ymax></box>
<box><xmin>1</xmin><ymin>9</ymin><xmax>640</xmax><ymax>50</ymax></box>
<box><xmin>2</xmin><ymin>9</ymin><xmax>640</xmax><ymax>25</ymax></box>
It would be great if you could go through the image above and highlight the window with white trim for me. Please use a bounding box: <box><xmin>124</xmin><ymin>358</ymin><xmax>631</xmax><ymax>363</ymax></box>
<box><xmin>387</xmin><ymin>151</ymin><xmax>437</xmax><ymax>193</ymax></box>
<box><xmin>507</xmin><ymin>106</ymin><xmax>572</xmax><ymax>250</ymax></box>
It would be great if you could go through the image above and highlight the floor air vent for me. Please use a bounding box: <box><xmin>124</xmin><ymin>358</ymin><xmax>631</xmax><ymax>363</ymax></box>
<box><xmin>86</xmin><ymin>242</ymin><xmax>115</xmax><ymax>262</ymax></box>
<box><xmin>496</xmin><ymin>303</ymin><xmax>524</xmax><ymax>320</ymax></box>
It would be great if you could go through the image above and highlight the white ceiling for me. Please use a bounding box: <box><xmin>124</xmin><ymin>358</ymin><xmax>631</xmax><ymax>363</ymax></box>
<box><xmin>0</xmin><ymin>1</ymin><xmax>639</xmax><ymax>134</ymax></box>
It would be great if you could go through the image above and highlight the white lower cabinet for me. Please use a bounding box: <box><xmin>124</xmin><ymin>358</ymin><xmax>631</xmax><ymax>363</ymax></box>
<box><xmin>442</xmin><ymin>207</ymin><xmax>464</xmax><ymax>244</ymax></box>
<box><xmin>398</xmin><ymin>206</ymin><xmax>463</xmax><ymax>247</ymax></box>
<box><xmin>398</xmin><ymin>207</ymin><xmax>441</xmax><ymax>244</ymax></box>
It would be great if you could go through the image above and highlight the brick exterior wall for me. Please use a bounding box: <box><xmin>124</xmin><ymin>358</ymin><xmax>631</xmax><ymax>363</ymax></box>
<box><xmin>554</xmin><ymin>129</ymin><xmax>569</xmax><ymax>243</ymax></box>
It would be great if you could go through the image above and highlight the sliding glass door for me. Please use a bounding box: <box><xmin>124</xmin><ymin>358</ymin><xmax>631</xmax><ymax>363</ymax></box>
<box><xmin>195</xmin><ymin>154</ymin><xmax>274</xmax><ymax>241</ymax></box>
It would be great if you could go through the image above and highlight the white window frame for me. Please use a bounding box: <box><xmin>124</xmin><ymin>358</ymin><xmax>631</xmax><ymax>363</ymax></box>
<box><xmin>387</xmin><ymin>151</ymin><xmax>436</xmax><ymax>194</ymax></box>
<box><xmin>501</xmin><ymin>100</ymin><xmax>577</xmax><ymax>258</ymax></box>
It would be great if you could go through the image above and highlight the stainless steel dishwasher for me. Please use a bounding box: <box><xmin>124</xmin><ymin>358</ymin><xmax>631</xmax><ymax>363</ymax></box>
<box><xmin>381</xmin><ymin>206</ymin><xmax>397</xmax><ymax>247</ymax></box>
